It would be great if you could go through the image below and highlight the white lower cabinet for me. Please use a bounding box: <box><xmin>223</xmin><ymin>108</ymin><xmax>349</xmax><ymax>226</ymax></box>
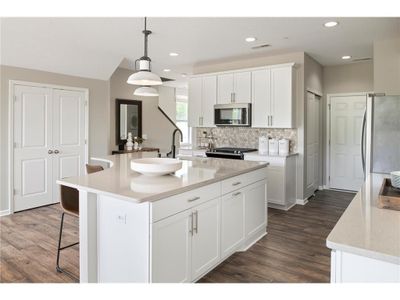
<box><xmin>191</xmin><ymin>198</ymin><xmax>221</xmax><ymax>280</ymax></box>
<box><xmin>221</xmin><ymin>190</ymin><xmax>245</xmax><ymax>259</ymax></box>
<box><xmin>244</xmin><ymin>181</ymin><xmax>267</xmax><ymax>237</ymax></box>
<box><xmin>152</xmin><ymin>209</ymin><xmax>192</xmax><ymax>283</ymax></box>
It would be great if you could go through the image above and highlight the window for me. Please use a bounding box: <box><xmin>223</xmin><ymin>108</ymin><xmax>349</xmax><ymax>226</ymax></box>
<box><xmin>176</xmin><ymin>100</ymin><xmax>191</xmax><ymax>145</ymax></box>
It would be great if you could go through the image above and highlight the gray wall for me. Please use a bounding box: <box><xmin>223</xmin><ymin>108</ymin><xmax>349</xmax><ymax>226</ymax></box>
<box><xmin>0</xmin><ymin>65</ymin><xmax>110</xmax><ymax>213</ymax></box>
<box><xmin>374</xmin><ymin>37</ymin><xmax>400</xmax><ymax>95</ymax></box>
<box><xmin>109</xmin><ymin>67</ymin><xmax>175</xmax><ymax>154</ymax></box>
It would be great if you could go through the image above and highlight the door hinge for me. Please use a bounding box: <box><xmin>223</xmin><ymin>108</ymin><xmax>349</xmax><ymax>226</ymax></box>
<box><xmin>13</xmin><ymin>189</ymin><xmax>17</xmax><ymax>195</ymax></box>
<box><xmin>328</xmin><ymin>104</ymin><xmax>331</xmax><ymax>110</ymax></box>
<box><xmin>85</xmin><ymin>139</ymin><xmax>87</xmax><ymax>145</ymax></box>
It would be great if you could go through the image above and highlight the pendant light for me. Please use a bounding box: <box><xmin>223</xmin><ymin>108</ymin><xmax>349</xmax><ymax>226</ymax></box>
<box><xmin>127</xmin><ymin>17</ymin><xmax>162</xmax><ymax>87</ymax></box>
<box><xmin>134</xmin><ymin>86</ymin><xmax>159</xmax><ymax>97</ymax></box>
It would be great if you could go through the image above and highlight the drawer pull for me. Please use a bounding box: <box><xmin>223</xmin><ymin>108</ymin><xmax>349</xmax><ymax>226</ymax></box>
<box><xmin>187</xmin><ymin>196</ymin><xmax>200</xmax><ymax>202</ymax></box>
<box><xmin>232</xmin><ymin>181</ymin><xmax>241</xmax><ymax>186</ymax></box>
<box><xmin>233</xmin><ymin>191</ymin><xmax>241</xmax><ymax>197</ymax></box>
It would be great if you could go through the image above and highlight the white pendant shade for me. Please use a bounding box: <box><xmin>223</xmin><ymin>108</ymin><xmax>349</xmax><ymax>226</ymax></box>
<box><xmin>127</xmin><ymin>71</ymin><xmax>162</xmax><ymax>86</ymax></box>
<box><xmin>134</xmin><ymin>86</ymin><xmax>159</xmax><ymax>97</ymax></box>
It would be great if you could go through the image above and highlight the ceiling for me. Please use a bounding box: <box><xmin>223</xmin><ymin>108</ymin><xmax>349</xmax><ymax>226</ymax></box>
<box><xmin>1</xmin><ymin>17</ymin><xmax>399</xmax><ymax>83</ymax></box>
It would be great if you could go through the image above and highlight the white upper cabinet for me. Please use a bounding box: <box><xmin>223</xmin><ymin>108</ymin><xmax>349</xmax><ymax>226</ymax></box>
<box><xmin>270</xmin><ymin>65</ymin><xmax>295</xmax><ymax>128</ymax></box>
<box><xmin>188</xmin><ymin>76</ymin><xmax>217</xmax><ymax>127</ymax></box>
<box><xmin>217</xmin><ymin>73</ymin><xmax>234</xmax><ymax>104</ymax></box>
<box><xmin>252</xmin><ymin>69</ymin><xmax>272</xmax><ymax>127</ymax></box>
<box><xmin>251</xmin><ymin>64</ymin><xmax>295</xmax><ymax>128</ymax></box>
<box><xmin>217</xmin><ymin>72</ymin><xmax>251</xmax><ymax>104</ymax></box>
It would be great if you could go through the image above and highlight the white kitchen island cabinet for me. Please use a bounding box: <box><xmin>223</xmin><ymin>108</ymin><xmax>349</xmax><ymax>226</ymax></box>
<box><xmin>58</xmin><ymin>153</ymin><xmax>268</xmax><ymax>283</ymax></box>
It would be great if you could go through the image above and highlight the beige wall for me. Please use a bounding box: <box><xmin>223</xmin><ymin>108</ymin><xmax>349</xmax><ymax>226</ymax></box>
<box><xmin>193</xmin><ymin>52</ymin><xmax>307</xmax><ymax>200</ymax></box>
<box><xmin>321</xmin><ymin>61</ymin><xmax>374</xmax><ymax>186</ymax></box>
<box><xmin>374</xmin><ymin>37</ymin><xmax>400</xmax><ymax>95</ymax></box>
<box><xmin>0</xmin><ymin>65</ymin><xmax>110</xmax><ymax>212</ymax></box>
<box><xmin>109</xmin><ymin>67</ymin><xmax>175</xmax><ymax>154</ymax></box>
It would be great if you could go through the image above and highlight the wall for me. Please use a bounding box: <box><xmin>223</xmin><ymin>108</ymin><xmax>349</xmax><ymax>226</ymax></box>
<box><xmin>0</xmin><ymin>65</ymin><xmax>110</xmax><ymax>213</ymax></box>
<box><xmin>109</xmin><ymin>67</ymin><xmax>176</xmax><ymax>154</ymax></box>
<box><xmin>193</xmin><ymin>52</ymin><xmax>306</xmax><ymax>201</ymax></box>
<box><xmin>321</xmin><ymin>61</ymin><xmax>374</xmax><ymax>186</ymax></box>
<box><xmin>373</xmin><ymin>37</ymin><xmax>400</xmax><ymax>95</ymax></box>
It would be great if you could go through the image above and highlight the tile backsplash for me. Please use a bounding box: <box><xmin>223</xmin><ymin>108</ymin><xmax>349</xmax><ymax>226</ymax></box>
<box><xmin>195</xmin><ymin>127</ymin><xmax>297</xmax><ymax>153</ymax></box>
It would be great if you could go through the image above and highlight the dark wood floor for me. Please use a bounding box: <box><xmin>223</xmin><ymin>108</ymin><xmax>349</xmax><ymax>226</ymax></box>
<box><xmin>0</xmin><ymin>190</ymin><xmax>353</xmax><ymax>283</ymax></box>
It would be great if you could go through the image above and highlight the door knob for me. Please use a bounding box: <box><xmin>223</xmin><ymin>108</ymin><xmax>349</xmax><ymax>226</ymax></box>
<box><xmin>48</xmin><ymin>150</ymin><xmax>53</xmax><ymax>154</ymax></box>
<box><xmin>54</xmin><ymin>150</ymin><xmax>60</xmax><ymax>154</ymax></box>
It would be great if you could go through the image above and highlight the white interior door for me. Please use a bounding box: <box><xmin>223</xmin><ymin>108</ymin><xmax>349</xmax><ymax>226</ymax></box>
<box><xmin>306</xmin><ymin>92</ymin><xmax>320</xmax><ymax>197</ymax></box>
<box><xmin>13</xmin><ymin>85</ymin><xmax>54</xmax><ymax>211</ymax></box>
<box><xmin>330</xmin><ymin>94</ymin><xmax>366</xmax><ymax>191</ymax></box>
<box><xmin>52</xmin><ymin>89</ymin><xmax>86</xmax><ymax>202</ymax></box>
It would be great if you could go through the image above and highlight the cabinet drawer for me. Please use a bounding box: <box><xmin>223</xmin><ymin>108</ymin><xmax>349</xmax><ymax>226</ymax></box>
<box><xmin>221</xmin><ymin>168</ymin><xmax>267</xmax><ymax>195</ymax></box>
<box><xmin>151</xmin><ymin>182</ymin><xmax>221</xmax><ymax>222</ymax></box>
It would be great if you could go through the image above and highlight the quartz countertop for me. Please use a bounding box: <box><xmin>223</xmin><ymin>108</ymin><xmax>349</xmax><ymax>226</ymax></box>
<box><xmin>326</xmin><ymin>173</ymin><xmax>400</xmax><ymax>264</ymax></box>
<box><xmin>57</xmin><ymin>153</ymin><xmax>268</xmax><ymax>204</ymax></box>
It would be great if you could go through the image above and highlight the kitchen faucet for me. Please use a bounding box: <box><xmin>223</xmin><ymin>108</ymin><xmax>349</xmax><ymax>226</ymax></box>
<box><xmin>171</xmin><ymin>128</ymin><xmax>183</xmax><ymax>158</ymax></box>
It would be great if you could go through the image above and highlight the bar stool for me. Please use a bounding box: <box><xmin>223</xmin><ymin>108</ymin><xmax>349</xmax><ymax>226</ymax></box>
<box><xmin>56</xmin><ymin>164</ymin><xmax>104</xmax><ymax>280</ymax></box>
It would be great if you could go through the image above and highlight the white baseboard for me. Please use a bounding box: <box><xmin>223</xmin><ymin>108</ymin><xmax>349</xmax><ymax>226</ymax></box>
<box><xmin>296</xmin><ymin>198</ymin><xmax>309</xmax><ymax>205</ymax></box>
<box><xmin>0</xmin><ymin>209</ymin><xmax>11</xmax><ymax>217</ymax></box>
<box><xmin>318</xmin><ymin>186</ymin><xmax>324</xmax><ymax>191</ymax></box>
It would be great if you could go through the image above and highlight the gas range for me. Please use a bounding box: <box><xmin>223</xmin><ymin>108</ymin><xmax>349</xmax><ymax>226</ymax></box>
<box><xmin>205</xmin><ymin>147</ymin><xmax>258</xmax><ymax>160</ymax></box>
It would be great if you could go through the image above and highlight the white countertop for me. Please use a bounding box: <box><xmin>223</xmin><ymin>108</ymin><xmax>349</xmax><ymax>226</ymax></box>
<box><xmin>57</xmin><ymin>153</ymin><xmax>268</xmax><ymax>204</ymax></box>
<box><xmin>327</xmin><ymin>173</ymin><xmax>400</xmax><ymax>264</ymax></box>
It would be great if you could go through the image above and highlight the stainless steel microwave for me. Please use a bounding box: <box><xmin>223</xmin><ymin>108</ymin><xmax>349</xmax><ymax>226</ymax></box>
<box><xmin>214</xmin><ymin>103</ymin><xmax>251</xmax><ymax>127</ymax></box>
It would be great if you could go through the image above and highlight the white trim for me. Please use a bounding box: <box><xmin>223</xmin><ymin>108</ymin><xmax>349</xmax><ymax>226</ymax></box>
<box><xmin>296</xmin><ymin>198</ymin><xmax>309</xmax><ymax>205</ymax></box>
<box><xmin>8</xmin><ymin>80</ymin><xmax>89</xmax><ymax>214</ymax></box>
<box><xmin>0</xmin><ymin>209</ymin><xmax>11</xmax><ymax>217</ymax></box>
<box><xmin>325</xmin><ymin>92</ymin><xmax>369</xmax><ymax>190</ymax></box>
<box><xmin>190</xmin><ymin>62</ymin><xmax>296</xmax><ymax>78</ymax></box>
<box><xmin>306</xmin><ymin>88</ymin><xmax>323</xmax><ymax>97</ymax></box>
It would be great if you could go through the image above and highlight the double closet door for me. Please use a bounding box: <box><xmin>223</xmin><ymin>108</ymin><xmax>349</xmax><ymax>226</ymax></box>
<box><xmin>13</xmin><ymin>84</ymin><xmax>87</xmax><ymax>212</ymax></box>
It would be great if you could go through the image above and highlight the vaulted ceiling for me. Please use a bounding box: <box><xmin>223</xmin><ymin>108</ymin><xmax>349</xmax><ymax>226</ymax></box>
<box><xmin>1</xmin><ymin>17</ymin><xmax>399</xmax><ymax>81</ymax></box>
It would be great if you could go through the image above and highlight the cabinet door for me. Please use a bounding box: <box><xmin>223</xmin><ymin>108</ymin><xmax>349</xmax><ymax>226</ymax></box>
<box><xmin>221</xmin><ymin>190</ymin><xmax>244</xmax><ymax>259</ymax></box>
<box><xmin>270</xmin><ymin>66</ymin><xmax>294</xmax><ymax>128</ymax></box>
<box><xmin>202</xmin><ymin>76</ymin><xmax>217</xmax><ymax>127</ymax></box>
<box><xmin>266</xmin><ymin>167</ymin><xmax>285</xmax><ymax>205</ymax></box>
<box><xmin>217</xmin><ymin>73</ymin><xmax>234</xmax><ymax>104</ymax></box>
<box><xmin>188</xmin><ymin>77</ymin><xmax>202</xmax><ymax>127</ymax></box>
<box><xmin>233</xmin><ymin>71</ymin><xmax>251</xmax><ymax>103</ymax></box>
<box><xmin>244</xmin><ymin>180</ymin><xmax>267</xmax><ymax>237</ymax></box>
<box><xmin>152</xmin><ymin>209</ymin><xmax>192</xmax><ymax>283</ymax></box>
<box><xmin>191</xmin><ymin>198</ymin><xmax>221</xmax><ymax>280</ymax></box>
<box><xmin>252</xmin><ymin>69</ymin><xmax>271</xmax><ymax>127</ymax></box>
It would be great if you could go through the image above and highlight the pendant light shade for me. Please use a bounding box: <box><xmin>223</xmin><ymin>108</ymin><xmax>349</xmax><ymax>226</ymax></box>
<box><xmin>127</xmin><ymin>17</ymin><xmax>162</xmax><ymax>87</ymax></box>
<box><xmin>127</xmin><ymin>71</ymin><xmax>162</xmax><ymax>86</ymax></box>
<box><xmin>134</xmin><ymin>86</ymin><xmax>159</xmax><ymax>97</ymax></box>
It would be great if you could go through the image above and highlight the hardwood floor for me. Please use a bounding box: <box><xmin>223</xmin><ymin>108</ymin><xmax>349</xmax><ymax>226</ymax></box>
<box><xmin>0</xmin><ymin>190</ymin><xmax>353</xmax><ymax>283</ymax></box>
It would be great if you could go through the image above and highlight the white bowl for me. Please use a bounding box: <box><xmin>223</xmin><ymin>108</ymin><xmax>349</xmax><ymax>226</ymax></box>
<box><xmin>390</xmin><ymin>171</ymin><xmax>400</xmax><ymax>188</ymax></box>
<box><xmin>131</xmin><ymin>158</ymin><xmax>183</xmax><ymax>176</ymax></box>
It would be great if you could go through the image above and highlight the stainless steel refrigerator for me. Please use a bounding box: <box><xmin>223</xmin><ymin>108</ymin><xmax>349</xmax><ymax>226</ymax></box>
<box><xmin>363</xmin><ymin>94</ymin><xmax>400</xmax><ymax>175</ymax></box>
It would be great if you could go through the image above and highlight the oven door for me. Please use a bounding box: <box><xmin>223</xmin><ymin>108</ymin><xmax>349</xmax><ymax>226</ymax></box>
<box><xmin>214</xmin><ymin>103</ymin><xmax>251</xmax><ymax>127</ymax></box>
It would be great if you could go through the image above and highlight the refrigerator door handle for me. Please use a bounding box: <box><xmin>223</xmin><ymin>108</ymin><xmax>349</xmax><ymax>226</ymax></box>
<box><xmin>361</xmin><ymin>108</ymin><xmax>367</xmax><ymax>178</ymax></box>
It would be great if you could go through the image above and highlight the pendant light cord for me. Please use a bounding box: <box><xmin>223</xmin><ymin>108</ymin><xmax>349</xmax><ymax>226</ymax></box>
<box><xmin>143</xmin><ymin>17</ymin><xmax>148</xmax><ymax>58</ymax></box>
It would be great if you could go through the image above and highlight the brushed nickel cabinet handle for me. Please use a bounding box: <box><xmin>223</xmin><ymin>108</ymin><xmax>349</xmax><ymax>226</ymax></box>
<box><xmin>194</xmin><ymin>211</ymin><xmax>198</xmax><ymax>234</ymax></box>
<box><xmin>232</xmin><ymin>181</ymin><xmax>241</xmax><ymax>186</ymax></box>
<box><xmin>233</xmin><ymin>191</ymin><xmax>242</xmax><ymax>197</ymax></box>
<box><xmin>189</xmin><ymin>212</ymin><xmax>194</xmax><ymax>236</ymax></box>
<box><xmin>188</xmin><ymin>196</ymin><xmax>200</xmax><ymax>202</ymax></box>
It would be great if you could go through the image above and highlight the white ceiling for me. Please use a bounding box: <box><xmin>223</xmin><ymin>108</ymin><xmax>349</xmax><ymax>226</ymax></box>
<box><xmin>1</xmin><ymin>17</ymin><xmax>399</xmax><ymax>82</ymax></box>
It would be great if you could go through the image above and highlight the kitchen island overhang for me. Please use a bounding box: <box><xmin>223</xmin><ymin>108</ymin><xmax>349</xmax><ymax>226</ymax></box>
<box><xmin>57</xmin><ymin>153</ymin><xmax>269</xmax><ymax>283</ymax></box>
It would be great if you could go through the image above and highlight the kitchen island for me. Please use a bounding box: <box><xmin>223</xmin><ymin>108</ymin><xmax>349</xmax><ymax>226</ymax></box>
<box><xmin>58</xmin><ymin>153</ymin><xmax>269</xmax><ymax>283</ymax></box>
<box><xmin>327</xmin><ymin>173</ymin><xmax>400</xmax><ymax>282</ymax></box>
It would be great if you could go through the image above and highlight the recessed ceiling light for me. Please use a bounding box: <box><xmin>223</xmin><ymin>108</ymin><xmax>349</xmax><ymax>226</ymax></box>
<box><xmin>163</xmin><ymin>69</ymin><xmax>171</xmax><ymax>72</ymax></box>
<box><xmin>245</xmin><ymin>37</ymin><xmax>257</xmax><ymax>42</ymax></box>
<box><xmin>342</xmin><ymin>55</ymin><xmax>352</xmax><ymax>60</ymax></box>
<box><xmin>324</xmin><ymin>21</ymin><xmax>339</xmax><ymax>28</ymax></box>
<box><xmin>169</xmin><ymin>52</ymin><xmax>179</xmax><ymax>57</ymax></box>
<box><xmin>181</xmin><ymin>73</ymin><xmax>187</xmax><ymax>78</ymax></box>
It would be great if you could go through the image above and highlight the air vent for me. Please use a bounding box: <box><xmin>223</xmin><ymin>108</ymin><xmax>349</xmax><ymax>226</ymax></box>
<box><xmin>251</xmin><ymin>43</ymin><xmax>271</xmax><ymax>50</ymax></box>
<box><xmin>352</xmin><ymin>57</ymin><xmax>372</xmax><ymax>62</ymax></box>
<box><xmin>161</xmin><ymin>77</ymin><xmax>174</xmax><ymax>82</ymax></box>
